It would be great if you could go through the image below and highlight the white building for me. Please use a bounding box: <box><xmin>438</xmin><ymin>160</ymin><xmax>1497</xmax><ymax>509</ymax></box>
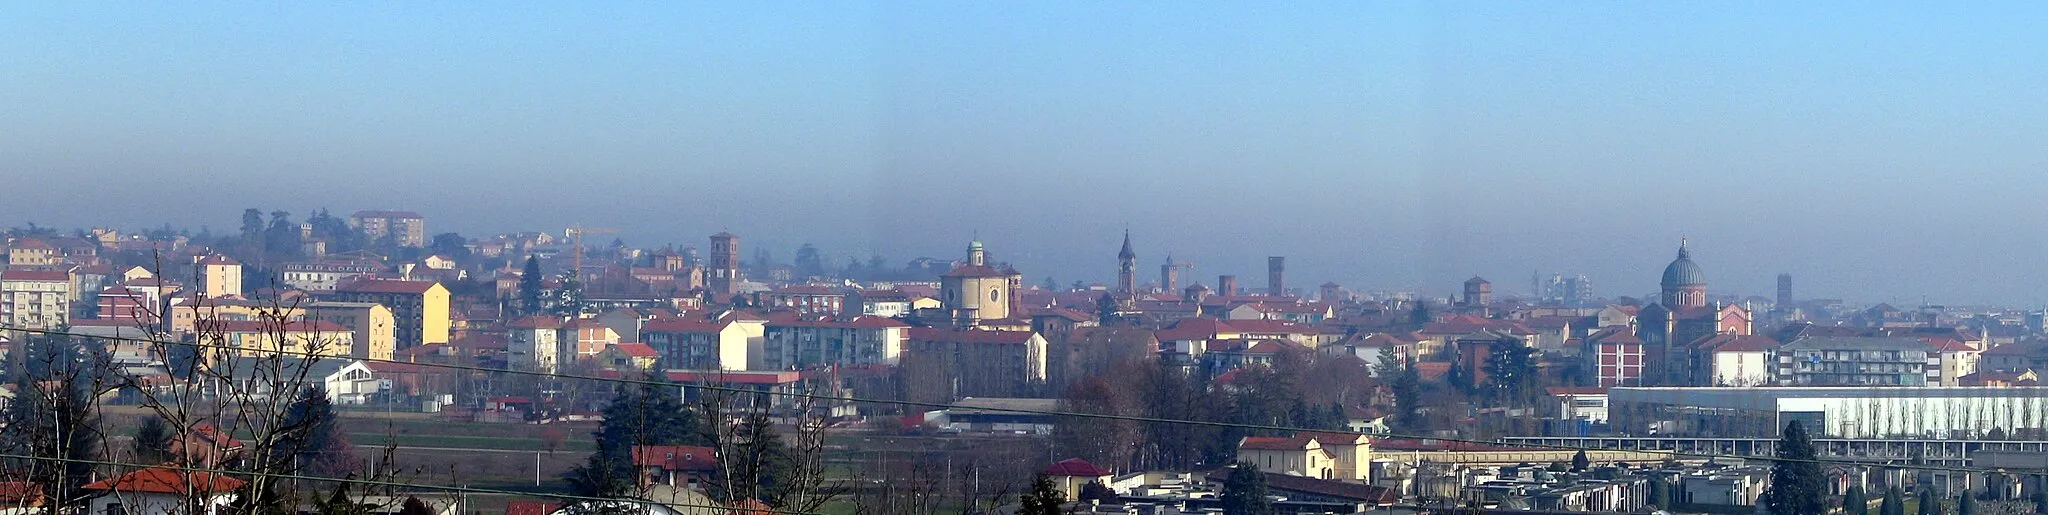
<box><xmin>1</xmin><ymin>269</ymin><xmax>71</xmax><ymax>330</ymax></box>
<box><xmin>1611</xmin><ymin>386</ymin><xmax>2048</xmax><ymax>439</ymax></box>
<box><xmin>83</xmin><ymin>469</ymin><xmax>242</xmax><ymax>515</ymax></box>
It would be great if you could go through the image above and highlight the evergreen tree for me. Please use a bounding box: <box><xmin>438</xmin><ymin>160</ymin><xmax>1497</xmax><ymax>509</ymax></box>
<box><xmin>1018</xmin><ymin>474</ymin><xmax>1067</xmax><ymax>515</ymax></box>
<box><xmin>1571</xmin><ymin>449</ymin><xmax>1590</xmax><ymax>472</ymax></box>
<box><xmin>564</xmin><ymin>373</ymin><xmax>703</xmax><ymax>497</ymax></box>
<box><xmin>398</xmin><ymin>497</ymin><xmax>435</xmax><ymax>515</ymax></box>
<box><xmin>1647</xmin><ymin>477</ymin><xmax>1669</xmax><ymax>508</ymax></box>
<box><xmin>1445</xmin><ymin>360</ymin><xmax>1474</xmax><ymax>394</ymax></box>
<box><xmin>1918</xmin><ymin>489</ymin><xmax>1941</xmax><ymax>515</ymax></box>
<box><xmin>1409</xmin><ymin>301</ymin><xmax>1432</xmax><ymax>327</ymax></box>
<box><xmin>1221</xmin><ymin>463</ymin><xmax>1274</xmax><ymax>515</ymax></box>
<box><xmin>1845</xmin><ymin>485</ymin><xmax>1869</xmax><ymax>515</ymax></box>
<box><xmin>134</xmin><ymin>415</ymin><xmax>172</xmax><ymax>464</ymax></box>
<box><xmin>1078</xmin><ymin>481</ymin><xmax>1116</xmax><ymax>504</ymax></box>
<box><xmin>1958</xmin><ymin>491</ymin><xmax>1977</xmax><ymax>515</ymax></box>
<box><xmin>519</xmin><ymin>256</ymin><xmax>544</xmax><ymax>316</ymax></box>
<box><xmin>707</xmin><ymin>414</ymin><xmax>794</xmax><ymax>506</ymax></box>
<box><xmin>793</xmin><ymin>243</ymin><xmax>824</xmax><ymax>278</ymax></box>
<box><xmin>1766</xmin><ymin>421</ymin><xmax>1827</xmax><ymax>515</ymax></box>
<box><xmin>280</xmin><ymin>385</ymin><xmax>350</xmax><ymax>475</ymax></box>
<box><xmin>241</xmin><ymin>208</ymin><xmax>266</xmax><ymax>241</ymax></box>
<box><xmin>1483</xmin><ymin>338</ymin><xmax>1540</xmax><ymax>406</ymax></box>
<box><xmin>1881</xmin><ymin>486</ymin><xmax>1906</xmax><ymax>515</ymax></box>
<box><xmin>1389</xmin><ymin>360</ymin><xmax>1422</xmax><ymax>431</ymax></box>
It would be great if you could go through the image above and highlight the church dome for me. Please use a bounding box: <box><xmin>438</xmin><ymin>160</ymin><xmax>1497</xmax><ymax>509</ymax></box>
<box><xmin>1660</xmin><ymin>242</ymin><xmax>1706</xmax><ymax>287</ymax></box>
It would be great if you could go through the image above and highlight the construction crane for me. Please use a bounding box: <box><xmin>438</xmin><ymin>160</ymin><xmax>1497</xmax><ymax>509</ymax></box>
<box><xmin>563</xmin><ymin>225</ymin><xmax>620</xmax><ymax>281</ymax></box>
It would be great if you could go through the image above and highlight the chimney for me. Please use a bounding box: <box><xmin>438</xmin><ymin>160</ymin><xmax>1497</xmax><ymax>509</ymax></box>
<box><xmin>1268</xmin><ymin>256</ymin><xmax>1286</xmax><ymax>296</ymax></box>
<box><xmin>1219</xmin><ymin>275</ymin><xmax>1238</xmax><ymax>296</ymax></box>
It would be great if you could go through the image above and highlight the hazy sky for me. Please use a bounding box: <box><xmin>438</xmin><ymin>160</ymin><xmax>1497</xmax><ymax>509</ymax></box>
<box><xmin>5</xmin><ymin>3</ymin><xmax>2048</xmax><ymax>305</ymax></box>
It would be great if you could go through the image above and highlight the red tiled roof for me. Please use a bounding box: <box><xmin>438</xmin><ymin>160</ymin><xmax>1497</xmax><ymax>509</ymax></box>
<box><xmin>196</xmin><ymin>255</ymin><xmax>240</xmax><ymax>266</ymax></box>
<box><xmin>0</xmin><ymin>270</ymin><xmax>69</xmax><ymax>282</ymax></box>
<box><xmin>611</xmin><ymin>343</ymin><xmax>659</xmax><ymax>358</ymax></box>
<box><xmin>505</xmin><ymin>500</ymin><xmax>560</xmax><ymax>515</ymax></box>
<box><xmin>1226</xmin><ymin>319</ymin><xmax>1316</xmax><ymax>334</ymax></box>
<box><xmin>633</xmin><ymin>445</ymin><xmax>718</xmax><ymax>472</ymax></box>
<box><xmin>508</xmin><ymin>316</ymin><xmax>563</xmax><ymax>330</ymax></box>
<box><xmin>1698</xmin><ymin>334</ymin><xmax>1779</xmax><ymax>352</ymax></box>
<box><xmin>84</xmin><ymin>468</ymin><xmax>245</xmax><ymax>494</ymax></box>
<box><xmin>1584</xmin><ymin>326</ymin><xmax>1642</xmax><ymax>345</ymax></box>
<box><xmin>664</xmin><ymin>370</ymin><xmax>805</xmax><ymax>384</ymax></box>
<box><xmin>643</xmin><ymin>318</ymin><xmax>734</xmax><ymax>333</ymax></box>
<box><xmin>907</xmin><ymin>327</ymin><xmax>1035</xmax><ymax>344</ymax></box>
<box><xmin>1042</xmin><ymin>457</ymin><xmax>1112</xmax><ymax>477</ymax></box>
<box><xmin>1239</xmin><ymin>436</ymin><xmax>1316</xmax><ymax>451</ymax></box>
<box><xmin>336</xmin><ymin>279</ymin><xmax>440</xmax><ymax>294</ymax></box>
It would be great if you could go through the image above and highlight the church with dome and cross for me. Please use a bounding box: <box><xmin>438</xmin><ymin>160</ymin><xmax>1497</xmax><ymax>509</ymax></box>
<box><xmin>1635</xmin><ymin>239</ymin><xmax>1754</xmax><ymax>385</ymax></box>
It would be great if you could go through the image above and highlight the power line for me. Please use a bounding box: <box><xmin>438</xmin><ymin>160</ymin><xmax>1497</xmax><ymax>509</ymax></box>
<box><xmin>2</xmin><ymin>324</ymin><xmax>2035</xmax><ymax>476</ymax></box>
<box><xmin>0</xmin><ymin>452</ymin><xmax>821</xmax><ymax>515</ymax></box>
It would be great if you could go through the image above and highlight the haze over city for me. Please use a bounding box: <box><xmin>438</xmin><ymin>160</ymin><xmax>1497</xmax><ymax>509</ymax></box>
<box><xmin>7</xmin><ymin>2</ymin><xmax>2048</xmax><ymax>303</ymax></box>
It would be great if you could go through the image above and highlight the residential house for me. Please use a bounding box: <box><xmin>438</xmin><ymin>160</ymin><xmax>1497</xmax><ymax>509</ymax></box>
<box><xmin>1925</xmin><ymin>335</ymin><xmax>1981</xmax><ymax>386</ymax></box>
<box><xmin>642</xmin><ymin>315</ymin><xmax>765</xmax><ymax>371</ymax></box>
<box><xmin>1</xmin><ymin>269</ymin><xmax>71</xmax><ymax>330</ymax></box>
<box><xmin>323</xmin><ymin>360</ymin><xmax>444</xmax><ymax>406</ymax></box>
<box><xmin>567</xmin><ymin>318</ymin><xmax>622</xmax><ymax>359</ymax></box>
<box><xmin>280</xmin><ymin>261</ymin><xmax>383</xmax><ymax>292</ymax></box>
<box><xmin>330</xmin><ymin>279</ymin><xmax>450</xmax><ymax>349</ymax></box>
<box><xmin>759</xmin><ymin>314</ymin><xmax>910</xmax><ymax>370</ymax></box>
<box><xmin>903</xmin><ymin>328</ymin><xmax>1048</xmax><ymax>401</ymax></box>
<box><xmin>634</xmin><ymin>445</ymin><xmax>718</xmax><ymax>489</ymax></box>
<box><xmin>201</xmin><ymin>320</ymin><xmax>357</xmax><ymax>359</ymax></box>
<box><xmin>349</xmin><ymin>210</ymin><xmax>426</xmax><ymax>247</ymax></box>
<box><xmin>83</xmin><ymin>468</ymin><xmax>244</xmax><ymax>515</ymax></box>
<box><xmin>1981</xmin><ymin>340</ymin><xmax>2048</xmax><ymax>374</ymax></box>
<box><xmin>1581</xmin><ymin>327</ymin><xmax>1645</xmax><ymax>387</ymax></box>
<box><xmin>1042</xmin><ymin>458</ymin><xmax>1114</xmax><ymax>500</ymax></box>
<box><xmin>298</xmin><ymin>301</ymin><xmax>397</xmax><ymax>361</ymax></box>
<box><xmin>169</xmin><ymin>424</ymin><xmax>245</xmax><ymax>468</ymax></box>
<box><xmin>5</xmin><ymin>239</ymin><xmax>58</xmax><ymax>267</ymax></box>
<box><xmin>194</xmin><ymin>255</ymin><xmax>243</xmax><ymax>299</ymax></box>
<box><xmin>507</xmin><ymin>316</ymin><xmax>565</xmax><ymax>373</ymax></box>
<box><xmin>598</xmin><ymin>343</ymin><xmax>661</xmax><ymax>370</ymax></box>
<box><xmin>1776</xmin><ymin>336</ymin><xmax>1935</xmax><ymax>386</ymax></box>
<box><xmin>763</xmin><ymin>285</ymin><xmax>846</xmax><ymax>314</ymax></box>
<box><xmin>1689</xmin><ymin>334</ymin><xmax>1778</xmax><ymax>387</ymax></box>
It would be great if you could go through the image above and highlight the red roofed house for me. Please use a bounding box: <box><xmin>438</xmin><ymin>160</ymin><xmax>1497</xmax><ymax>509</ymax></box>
<box><xmin>633</xmin><ymin>445</ymin><xmax>718</xmax><ymax>489</ymax></box>
<box><xmin>0</xmin><ymin>481</ymin><xmax>45</xmax><ymax>515</ymax></box>
<box><xmin>641</xmin><ymin>314</ymin><xmax>766</xmax><ymax>371</ymax></box>
<box><xmin>1041</xmin><ymin>458</ymin><xmax>1113</xmax><ymax>500</ymax></box>
<box><xmin>84</xmin><ymin>468</ymin><xmax>246</xmax><ymax>515</ymax></box>
<box><xmin>169</xmin><ymin>424</ymin><xmax>246</xmax><ymax>468</ymax></box>
<box><xmin>1</xmin><ymin>269</ymin><xmax>72</xmax><ymax>330</ymax></box>
<box><xmin>598</xmin><ymin>343</ymin><xmax>662</xmax><ymax>370</ymax></box>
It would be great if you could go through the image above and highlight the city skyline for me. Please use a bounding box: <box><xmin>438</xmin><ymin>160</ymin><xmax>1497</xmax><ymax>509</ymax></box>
<box><xmin>7</xmin><ymin>3</ymin><xmax>2048</xmax><ymax>303</ymax></box>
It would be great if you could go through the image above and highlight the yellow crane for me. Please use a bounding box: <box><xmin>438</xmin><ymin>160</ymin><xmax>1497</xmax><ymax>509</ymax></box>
<box><xmin>563</xmin><ymin>225</ymin><xmax>620</xmax><ymax>281</ymax></box>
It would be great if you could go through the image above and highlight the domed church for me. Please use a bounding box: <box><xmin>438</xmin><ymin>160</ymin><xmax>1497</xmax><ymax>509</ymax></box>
<box><xmin>1636</xmin><ymin>240</ymin><xmax>1753</xmax><ymax>385</ymax></box>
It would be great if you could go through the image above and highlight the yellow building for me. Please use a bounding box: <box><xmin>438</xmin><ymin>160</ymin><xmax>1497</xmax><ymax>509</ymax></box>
<box><xmin>1238</xmin><ymin>437</ymin><xmax>1339</xmax><ymax>480</ymax></box>
<box><xmin>939</xmin><ymin>241</ymin><xmax>1021</xmax><ymax>323</ymax></box>
<box><xmin>195</xmin><ymin>255</ymin><xmax>243</xmax><ymax>299</ymax></box>
<box><xmin>330</xmin><ymin>279</ymin><xmax>449</xmax><ymax>349</ymax></box>
<box><xmin>203</xmin><ymin>320</ymin><xmax>357</xmax><ymax>358</ymax></box>
<box><xmin>298</xmin><ymin>301</ymin><xmax>398</xmax><ymax>361</ymax></box>
<box><xmin>165</xmin><ymin>296</ymin><xmax>267</xmax><ymax>334</ymax></box>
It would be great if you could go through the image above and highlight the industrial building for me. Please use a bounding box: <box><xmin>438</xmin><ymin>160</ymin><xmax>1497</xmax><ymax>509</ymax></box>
<box><xmin>1609</xmin><ymin>386</ymin><xmax>2048</xmax><ymax>439</ymax></box>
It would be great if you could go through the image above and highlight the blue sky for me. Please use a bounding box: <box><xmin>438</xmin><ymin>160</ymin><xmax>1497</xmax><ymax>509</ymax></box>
<box><xmin>4</xmin><ymin>2</ymin><xmax>2047</xmax><ymax>304</ymax></box>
